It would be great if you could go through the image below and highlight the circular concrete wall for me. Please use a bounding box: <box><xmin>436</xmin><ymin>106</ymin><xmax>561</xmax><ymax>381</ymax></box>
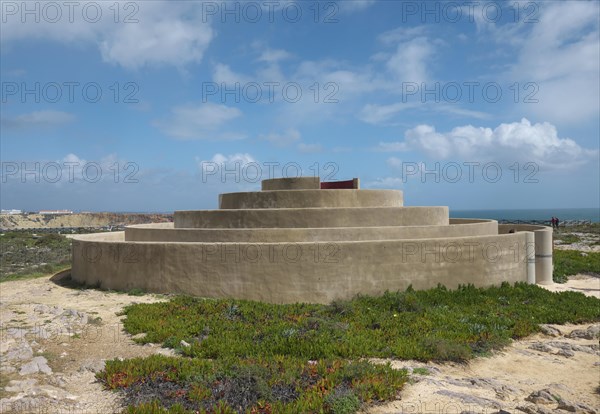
<box><xmin>261</xmin><ymin>177</ymin><xmax>320</xmax><ymax>190</ymax></box>
<box><xmin>174</xmin><ymin>207</ymin><xmax>449</xmax><ymax>229</ymax></box>
<box><xmin>219</xmin><ymin>189</ymin><xmax>403</xmax><ymax>209</ymax></box>
<box><xmin>126</xmin><ymin>219</ymin><xmax>497</xmax><ymax>243</ymax></box>
<box><xmin>71</xmin><ymin>231</ymin><xmax>530</xmax><ymax>304</ymax></box>
<box><xmin>70</xmin><ymin>177</ymin><xmax>543</xmax><ymax>304</ymax></box>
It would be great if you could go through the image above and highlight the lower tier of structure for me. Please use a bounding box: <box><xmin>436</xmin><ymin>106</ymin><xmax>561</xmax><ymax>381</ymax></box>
<box><xmin>70</xmin><ymin>220</ymin><xmax>553</xmax><ymax>304</ymax></box>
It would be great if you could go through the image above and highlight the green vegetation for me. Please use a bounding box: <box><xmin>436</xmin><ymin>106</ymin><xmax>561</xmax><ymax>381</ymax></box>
<box><xmin>101</xmin><ymin>283</ymin><xmax>600</xmax><ymax>413</ymax></box>
<box><xmin>120</xmin><ymin>283</ymin><xmax>599</xmax><ymax>362</ymax></box>
<box><xmin>99</xmin><ymin>355</ymin><xmax>406</xmax><ymax>414</ymax></box>
<box><xmin>553</xmin><ymin>233</ymin><xmax>582</xmax><ymax>244</ymax></box>
<box><xmin>0</xmin><ymin>232</ymin><xmax>72</xmax><ymax>281</ymax></box>
<box><xmin>553</xmin><ymin>249</ymin><xmax>600</xmax><ymax>283</ymax></box>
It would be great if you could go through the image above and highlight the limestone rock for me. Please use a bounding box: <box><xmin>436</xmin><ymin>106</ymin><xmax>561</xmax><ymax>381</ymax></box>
<box><xmin>529</xmin><ymin>342</ymin><xmax>553</xmax><ymax>353</ymax></box>
<box><xmin>557</xmin><ymin>399</ymin><xmax>598</xmax><ymax>413</ymax></box>
<box><xmin>78</xmin><ymin>359</ymin><xmax>106</xmax><ymax>373</ymax></box>
<box><xmin>525</xmin><ymin>389</ymin><xmax>558</xmax><ymax>404</ymax></box>
<box><xmin>568</xmin><ymin>325</ymin><xmax>600</xmax><ymax>340</ymax></box>
<box><xmin>5</xmin><ymin>341</ymin><xmax>33</xmax><ymax>361</ymax></box>
<box><xmin>19</xmin><ymin>356</ymin><xmax>52</xmax><ymax>375</ymax></box>
<box><xmin>556</xmin><ymin>348</ymin><xmax>575</xmax><ymax>358</ymax></box>
<box><xmin>539</xmin><ymin>324</ymin><xmax>562</xmax><ymax>337</ymax></box>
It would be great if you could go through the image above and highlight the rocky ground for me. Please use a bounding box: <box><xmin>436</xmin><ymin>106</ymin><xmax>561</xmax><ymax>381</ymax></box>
<box><xmin>0</xmin><ymin>275</ymin><xmax>174</xmax><ymax>413</ymax></box>
<box><xmin>555</xmin><ymin>231</ymin><xmax>600</xmax><ymax>253</ymax></box>
<box><xmin>0</xmin><ymin>273</ymin><xmax>597</xmax><ymax>414</ymax></box>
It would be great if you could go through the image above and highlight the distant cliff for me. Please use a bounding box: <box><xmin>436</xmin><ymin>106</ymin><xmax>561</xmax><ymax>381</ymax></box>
<box><xmin>0</xmin><ymin>213</ymin><xmax>173</xmax><ymax>229</ymax></box>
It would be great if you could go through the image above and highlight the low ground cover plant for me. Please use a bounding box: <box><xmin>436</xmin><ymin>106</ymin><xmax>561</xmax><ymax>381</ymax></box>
<box><xmin>101</xmin><ymin>283</ymin><xmax>600</xmax><ymax>413</ymax></box>
<box><xmin>553</xmin><ymin>250</ymin><xmax>600</xmax><ymax>283</ymax></box>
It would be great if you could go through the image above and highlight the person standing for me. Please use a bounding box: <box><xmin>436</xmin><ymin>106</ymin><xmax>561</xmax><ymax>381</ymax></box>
<box><xmin>551</xmin><ymin>216</ymin><xmax>556</xmax><ymax>229</ymax></box>
<box><xmin>556</xmin><ymin>217</ymin><xmax>560</xmax><ymax>229</ymax></box>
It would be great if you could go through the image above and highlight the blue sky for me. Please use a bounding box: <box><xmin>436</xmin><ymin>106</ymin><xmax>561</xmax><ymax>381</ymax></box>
<box><xmin>1</xmin><ymin>0</ymin><xmax>599</xmax><ymax>212</ymax></box>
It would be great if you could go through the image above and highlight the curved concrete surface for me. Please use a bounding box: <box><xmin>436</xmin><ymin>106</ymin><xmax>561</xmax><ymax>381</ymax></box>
<box><xmin>499</xmin><ymin>224</ymin><xmax>553</xmax><ymax>285</ymax></box>
<box><xmin>262</xmin><ymin>177</ymin><xmax>320</xmax><ymax>190</ymax></box>
<box><xmin>71</xmin><ymin>232</ymin><xmax>530</xmax><ymax>304</ymax></box>
<box><xmin>174</xmin><ymin>207</ymin><xmax>449</xmax><ymax>229</ymax></box>
<box><xmin>219</xmin><ymin>189</ymin><xmax>404</xmax><ymax>209</ymax></box>
<box><xmin>71</xmin><ymin>176</ymin><xmax>550</xmax><ymax>303</ymax></box>
<box><xmin>126</xmin><ymin>219</ymin><xmax>497</xmax><ymax>243</ymax></box>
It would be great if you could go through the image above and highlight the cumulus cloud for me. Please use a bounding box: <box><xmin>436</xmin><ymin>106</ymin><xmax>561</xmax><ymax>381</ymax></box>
<box><xmin>1</xmin><ymin>110</ymin><xmax>75</xmax><ymax>129</ymax></box>
<box><xmin>2</xmin><ymin>2</ymin><xmax>213</xmax><ymax>69</ymax></box>
<box><xmin>154</xmin><ymin>103</ymin><xmax>244</xmax><ymax>140</ymax></box>
<box><xmin>376</xmin><ymin>118</ymin><xmax>597</xmax><ymax>170</ymax></box>
<box><xmin>196</xmin><ymin>153</ymin><xmax>260</xmax><ymax>189</ymax></box>
<box><xmin>473</xmin><ymin>2</ymin><xmax>600</xmax><ymax>124</ymax></box>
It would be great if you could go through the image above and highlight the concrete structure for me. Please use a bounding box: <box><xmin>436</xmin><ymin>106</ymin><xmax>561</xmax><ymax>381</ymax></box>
<box><xmin>71</xmin><ymin>177</ymin><xmax>553</xmax><ymax>304</ymax></box>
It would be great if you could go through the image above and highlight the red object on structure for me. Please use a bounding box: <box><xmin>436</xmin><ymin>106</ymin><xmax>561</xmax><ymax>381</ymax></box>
<box><xmin>320</xmin><ymin>179</ymin><xmax>358</xmax><ymax>189</ymax></box>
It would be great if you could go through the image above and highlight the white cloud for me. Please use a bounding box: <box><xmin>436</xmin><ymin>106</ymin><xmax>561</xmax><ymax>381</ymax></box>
<box><xmin>2</xmin><ymin>110</ymin><xmax>75</xmax><ymax>129</ymax></box>
<box><xmin>386</xmin><ymin>157</ymin><xmax>403</xmax><ymax>169</ymax></box>
<box><xmin>363</xmin><ymin>177</ymin><xmax>404</xmax><ymax>189</ymax></box>
<box><xmin>201</xmin><ymin>153</ymin><xmax>256</xmax><ymax>166</ymax></box>
<box><xmin>257</xmin><ymin>49</ymin><xmax>292</xmax><ymax>63</ymax></box>
<box><xmin>478</xmin><ymin>2</ymin><xmax>600</xmax><ymax>124</ymax></box>
<box><xmin>338</xmin><ymin>0</ymin><xmax>376</xmax><ymax>12</ymax></box>
<box><xmin>213</xmin><ymin>63</ymin><xmax>250</xmax><ymax>85</ymax></box>
<box><xmin>260</xmin><ymin>129</ymin><xmax>301</xmax><ymax>147</ymax></box>
<box><xmin>297</xmin><ymin>143</ymin><xmax>323</xmax><ymax>153</ymax></box>
<box><xmin>359</xmin><ymin>102</ymin><xmax>419</xmax><ymax>125</ymax></box>
<box><xmin>385</xmin><ymin>36</ymin><xmax>434</xmax><ymax>84</ymax></box>
<box><xmin>196</xmin><ymin>153</ymin><xmax>260</xmax><ymax>190</ymax></box>
<box><xmin>154</xmin><ymin>103</ymin><xmax>244</xmax><ymax>140</ymax></box>
<box><xmin>2</xmin><ymin>2</ymin><xmax>213</xmax><ymax>69</ymax></box>
<box><xmin>379</xmin><ymin>118</ymin><xmax>597</xmax><ymax>170</ymax></box>
<box><xmin>359</xmin><ymin>102</ymin><xmax>489</xmax><ymax>125</ymax></box>
<box><xmin>378</xmin><ymin>26</ymin><xmax>429</xmax><ymax>44</ymax></box>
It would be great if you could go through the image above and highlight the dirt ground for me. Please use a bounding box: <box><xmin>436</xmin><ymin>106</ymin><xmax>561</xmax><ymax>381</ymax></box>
<box><xmin>0</xmin><ymin>274</ymin><xmax>598</xmax><ymax>413</ymax></box>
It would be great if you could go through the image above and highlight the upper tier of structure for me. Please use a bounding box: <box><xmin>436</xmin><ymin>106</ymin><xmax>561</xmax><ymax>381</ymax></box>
<box><xmin>177</xmin><ymin>177</ymin><xmax>442</xmax><ymax>228</ymax></box>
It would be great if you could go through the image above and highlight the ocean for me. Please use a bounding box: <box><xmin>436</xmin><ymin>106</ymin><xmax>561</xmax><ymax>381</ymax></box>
<box><xmin>450</xmin><ymin>208</ymin><xmax>599</xmax><ymax>222</ymax></box>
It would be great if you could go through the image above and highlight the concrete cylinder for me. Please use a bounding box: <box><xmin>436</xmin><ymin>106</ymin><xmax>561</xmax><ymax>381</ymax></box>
<box><xmin>525</xmin><ymin>231</ymin><xmax>536</xmax><ymax>284</ymax></box>
<box><xmin>261</xmin><ymin>177</ymin><xmax>320</xmax><ymax>191</ymax></box>
<box><xmin>535</xmin><ymin>228</ymin><xmax>554</xmax><ymax>285</ymax></box>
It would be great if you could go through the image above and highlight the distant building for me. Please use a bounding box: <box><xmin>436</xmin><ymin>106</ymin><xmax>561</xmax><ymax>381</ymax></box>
<box><xmin>38</xmin><ymin>210</ymin><xmax>73</xmax><ymax>215</ymax></box>
<box><xmin>1</xmin><ymin>209</ymin><xmax>22</xmax><ymax>215</ymax></box>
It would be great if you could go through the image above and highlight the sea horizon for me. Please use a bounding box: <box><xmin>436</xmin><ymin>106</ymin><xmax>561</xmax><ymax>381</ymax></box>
<box><xmin>450</xmin><ymin>207</ymin><xmax>599</xmax><ymax>222</ymax></box>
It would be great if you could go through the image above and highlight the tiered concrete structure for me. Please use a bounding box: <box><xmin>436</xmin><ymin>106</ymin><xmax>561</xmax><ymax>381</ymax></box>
<box><xmin>71</xmin><ymin>177</ymin><xmax>553</xmax><ymax>304</ymax></box>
